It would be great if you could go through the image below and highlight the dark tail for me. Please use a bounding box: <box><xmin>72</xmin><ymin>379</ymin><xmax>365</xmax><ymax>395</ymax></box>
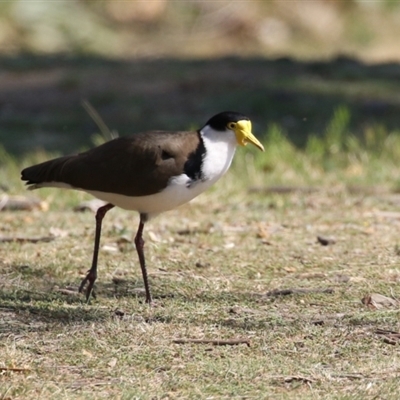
<box><xmin>21</xmin><ymin>156</ymin><xmax>72</xmax><ymax>188</ymax></box>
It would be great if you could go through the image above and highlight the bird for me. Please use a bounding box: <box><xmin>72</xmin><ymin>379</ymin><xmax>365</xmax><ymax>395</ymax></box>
<box><xmin>21</xmin><ymin>111</ymin><xmax>264</xmax><ymax>304</ymax></box>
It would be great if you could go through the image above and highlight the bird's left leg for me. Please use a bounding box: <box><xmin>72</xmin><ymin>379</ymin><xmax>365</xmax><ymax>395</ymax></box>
<box><xmin>79</xmin><ymin>203</ymin><xmax>115</xmax><ymax>302</ymax></box>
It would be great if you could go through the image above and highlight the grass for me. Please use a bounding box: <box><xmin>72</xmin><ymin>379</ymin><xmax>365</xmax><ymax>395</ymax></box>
<box><xmin>2</xmin><ymin>117</ymin><xmax>400</xmax><ymax>399</ymax></box>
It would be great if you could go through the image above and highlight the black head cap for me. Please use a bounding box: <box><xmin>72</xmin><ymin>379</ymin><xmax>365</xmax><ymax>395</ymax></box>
<box><xmin>204</xmin><ymin>111</ymin><xmax>250</xmax><ymax>131</ymax></box>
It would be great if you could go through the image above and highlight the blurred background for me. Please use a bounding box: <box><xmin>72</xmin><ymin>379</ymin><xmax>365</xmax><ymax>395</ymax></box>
<box><xmin>1</xmin><ymin>0</ymin><xmax>400</xmax><ymax>155</ymax></box>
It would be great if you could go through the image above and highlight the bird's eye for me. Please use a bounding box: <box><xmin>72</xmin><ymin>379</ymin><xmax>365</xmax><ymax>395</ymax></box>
<box><xmin>227</xmin><ymin>122</ymin><xmax>236</xmax><ymax>130</ymax></box>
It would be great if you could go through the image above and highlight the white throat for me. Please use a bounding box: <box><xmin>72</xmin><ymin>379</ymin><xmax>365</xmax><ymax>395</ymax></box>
<box><xmin>199</xmin><ymin>125</ymin><xmax>237</xmax><ymax>182</ymax></box>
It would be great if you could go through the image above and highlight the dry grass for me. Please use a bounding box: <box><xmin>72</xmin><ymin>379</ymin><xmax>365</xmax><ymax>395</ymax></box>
<box><xmin>2</xmin><ymin>152</ymin><xmax>400</xmax><ymax>399</ymax></box>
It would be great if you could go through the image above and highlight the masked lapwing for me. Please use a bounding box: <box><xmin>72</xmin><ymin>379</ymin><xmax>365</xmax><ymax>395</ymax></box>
<box><xmin>21</xmin><ymin>111</ymin><xmax>264</xmax><ymax>304</ymax></box>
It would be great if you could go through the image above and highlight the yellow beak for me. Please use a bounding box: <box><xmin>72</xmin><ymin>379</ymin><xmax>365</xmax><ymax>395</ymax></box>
<box><xmin>234</xmin><ymin>120</ymin><xmax>264</xmax><ymax>151</ymax></box>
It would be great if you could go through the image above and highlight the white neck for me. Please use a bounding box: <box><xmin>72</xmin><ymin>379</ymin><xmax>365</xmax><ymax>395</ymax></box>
<box><xmin>199</xmin><ymin>125</ymin><xmax>237</xmax><ymax>182</ymax></box>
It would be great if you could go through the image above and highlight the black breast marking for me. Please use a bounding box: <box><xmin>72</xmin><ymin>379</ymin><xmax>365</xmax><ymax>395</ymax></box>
<box><xmin>184</xmin><ymin>132</ymin><xmax>206</xmax><ymax>183</ymax></box>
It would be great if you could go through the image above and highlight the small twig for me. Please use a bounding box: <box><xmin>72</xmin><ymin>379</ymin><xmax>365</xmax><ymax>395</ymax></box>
<box><xmin>265</xmin><ymin>288</ymin><xmax>334</xmax><ymax>297</ymax></box>
<box><xmin>176</xmin><ymin>228</ymin><xmax>211</xmax><ymax>235</ymax></box>
<box><xmin>382</xmin><ymin>338</ymin><xmax>399</xmax><ymax>345</ymax></box>
<box><xmin>374</xmin><ymin>328</ymin><xmax>400</xmax><ymax>345</ymax></box>
<box><xmin>375</xmin><ymin>328</ymin><xmax>400</xmax><ymax>336</ymax></box>
<box><xmin>283</xmin><ymin>375</ymin><xmax>316</xmax><ymax>383</ymax></box>
<box><xmin>0</xmin><ymin>236</ymin><xmax>55</xmax><ymax>243</ymax></box>
<box><xmin>82</xmin><ymin>99</ymin><xmax>118</xmax><ymax>141</ymax></box>
<box><xmin>332</xmin><ymin>373</ymin><xmax>366</xmax><ymax>380</ymax></box>
<box><xmin>267</xmin><ymin>374</ymin><xmax>316</xmax><ymax>383</ymax></box>
<box><xmin>248</xmin><ymin>186</ymin><xmax>318</xmax><ymax>194</ymax></box>
<box><xmin>173</xmin><ymin>338</ymin><xmax>250</xmax><ymax>347</ymax></box>
<box><xmin>56</xmin><ymin>288</ymin><xmax>80</xmax><ymax>296</ymax></box>
<box><xmin>0</xmin><ymin>367</ymin><xmax>31</xmax><ymax>373</ymax></box>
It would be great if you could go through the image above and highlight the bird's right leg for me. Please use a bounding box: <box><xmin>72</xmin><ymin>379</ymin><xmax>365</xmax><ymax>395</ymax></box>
<box><xmin>135</xmin><ymin>213</ymin><xmax>152</xmax><ymax>304</ymax></box>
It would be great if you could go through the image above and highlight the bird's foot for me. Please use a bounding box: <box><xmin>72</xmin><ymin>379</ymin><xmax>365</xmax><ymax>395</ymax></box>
<box><xmin>79</xmin><ymin>270</ymin><xmax>97</xmax><ymax>302</ymax></box>
<box><xmin>145</xmin><ymin>297</ymin><xmax>154</xmax><ymax>306</ymax></box>
<box><xmin>144</xmin><ymin>298</ymin><xmax>159</xmax><ymax>308</ymax></box>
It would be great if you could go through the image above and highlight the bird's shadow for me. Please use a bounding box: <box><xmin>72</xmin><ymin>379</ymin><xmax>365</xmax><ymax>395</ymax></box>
<box><xmin>0</xmin><ymin>273</ymin><xmax>277</xmax><ymax>335</ymax></box>
<box><xmin>1</xmin><ymin>264</ymin><xmax>340</xmax><ymax>334</ymax></box>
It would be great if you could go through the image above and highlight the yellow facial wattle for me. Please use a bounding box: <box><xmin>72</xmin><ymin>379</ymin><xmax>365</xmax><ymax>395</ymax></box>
<box><xmin>233</xmin><ymin>120</ymin><xmax>264</xmax><ymax>151</ymax></box>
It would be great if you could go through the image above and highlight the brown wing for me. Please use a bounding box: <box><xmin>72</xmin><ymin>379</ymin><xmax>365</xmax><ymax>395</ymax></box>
<box><xmin>21</xmin><ymin>131</ymin><xmax>202</xmax><ymax>196</ymax></box>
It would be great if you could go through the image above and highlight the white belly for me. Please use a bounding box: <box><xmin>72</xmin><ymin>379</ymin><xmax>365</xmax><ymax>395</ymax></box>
<box><xmin>86</xmin><ymin>174</ymin><xmax>218</xmax><ymax>216</ymax></box>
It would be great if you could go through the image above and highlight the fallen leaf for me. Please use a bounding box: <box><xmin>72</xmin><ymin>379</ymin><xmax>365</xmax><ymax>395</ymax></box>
<box><xmin>256</xmin><ymin>225</ymin><xmax>270</xmax><ymax>240</ymax></box>
<box><xmin>108</xmin><ymin>358</ymin><xmax>117</xmax><ymax>368</ymax></box>
<box><xmin>317</xmin><ymin>235</ymin><xmax>336</xmax><ymax>246</ymax></box>
<box><xmin>49</xmin><ymin>227</ymin><xmax>68</xmax><ymax>238</ymax></box>
<box><xmin>117</xmin><ymin>236</ymin><xmax>131</xmax><ymax>244</ymax></box>
<box><xmin>148</xmin><ymin>230</ymin><xmax>162</xmax><ymax>242</ymax></box>
<box><xmin>362</xmin><ymin>293</ymin><xmax>398</xmax><ymax>309</ymax></box>
<box><xmin>102</xmin><ymin>244</ymin><xmax>119</xmax><ymax>253</ymax></box>
<box><xmin>229</xmin><ymin>306</ymin><xmax>258</xmax><ymax>315</ymax></box>
<box><xmin>82</xmin><ymin>349</ymin><xmax>93</xmax><ymax>358</ymax></box>
<box><xmin>114</xmin><ymin>309</ymin><xmax>125</xmax><ymax>318</ymax></box>
<box><xmin>334</xmin><ymin>274</ymin><xmax>350</xmax><ymax>283</ymax></box>
<box><xmin>195</xmin><ymin>261</ymin><xmax>210</xmax><ymax>268</ymax></box>
<box><xmin>348</xmin><ymin>276</ymin><xmax>367</xmax><ymax>283</ymax></box>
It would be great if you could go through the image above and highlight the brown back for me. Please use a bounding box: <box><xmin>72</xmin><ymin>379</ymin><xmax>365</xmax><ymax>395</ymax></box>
<box><xmin>21</xmin><ymin>130</ymin><xmax>202</xmax><ymax>196</ymax></box>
